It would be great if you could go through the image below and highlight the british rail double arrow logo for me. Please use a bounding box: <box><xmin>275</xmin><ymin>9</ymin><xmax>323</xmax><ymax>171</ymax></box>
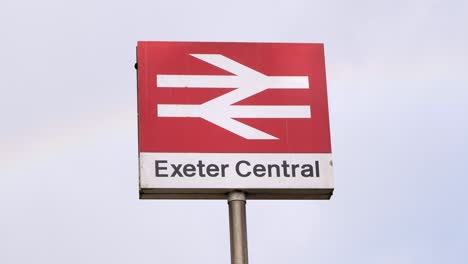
<box><xmin>156</xmin><ymin>54</ymin><xmax>311</xmax><ymax>140</ymax></box>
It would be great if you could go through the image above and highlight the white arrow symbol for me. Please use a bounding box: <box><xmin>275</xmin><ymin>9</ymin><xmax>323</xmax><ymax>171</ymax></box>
<box><xmin>156</xmin><ymin>54</ymin><xmax>311</xmax><ymax>140</ymax></box>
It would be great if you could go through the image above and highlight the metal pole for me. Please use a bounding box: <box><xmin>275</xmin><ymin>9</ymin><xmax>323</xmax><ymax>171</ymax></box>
<box><xmin>228</xmin><ymin>191</ymin><xmax>248</xmax><ymax>264</ymax></box>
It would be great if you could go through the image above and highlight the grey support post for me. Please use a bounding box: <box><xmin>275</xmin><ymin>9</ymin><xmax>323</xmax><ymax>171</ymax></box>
<box><xmin>228</xmin><ymin>191</ymin><xmax>249</xmax><ymax>264</ymax></box>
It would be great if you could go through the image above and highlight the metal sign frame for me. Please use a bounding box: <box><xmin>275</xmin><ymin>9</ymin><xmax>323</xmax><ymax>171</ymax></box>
<box><xmin>137</xmin><ymin>41</ymin><xmax>334</xmax><ymax>200</ymax></box>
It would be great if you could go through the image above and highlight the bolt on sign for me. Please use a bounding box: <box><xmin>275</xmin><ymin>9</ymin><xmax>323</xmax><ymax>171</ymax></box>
<box><xmin>137</xmin><ymin>41</ymin><xmax>334</xmax><ymax>199</ymax></box>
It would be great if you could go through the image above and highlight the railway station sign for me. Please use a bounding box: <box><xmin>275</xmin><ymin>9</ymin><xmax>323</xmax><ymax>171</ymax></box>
<box><xmin>137</xmin><ymin>41</ymin><xmax>333</xmax><ymax>199</ymax></box>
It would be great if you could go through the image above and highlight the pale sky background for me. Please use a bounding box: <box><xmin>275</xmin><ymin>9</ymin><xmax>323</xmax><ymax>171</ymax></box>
<box><xmin>1</xmin><ymin>0</ymin><xmax>468</xmax><ymax>263</ymax></box>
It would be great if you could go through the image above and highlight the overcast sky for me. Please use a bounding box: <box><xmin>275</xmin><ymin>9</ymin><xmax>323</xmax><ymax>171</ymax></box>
<box><xmin>1</xmin><ymin>0</ymin><xmax>467</xmax><ymax>263</ymax></box>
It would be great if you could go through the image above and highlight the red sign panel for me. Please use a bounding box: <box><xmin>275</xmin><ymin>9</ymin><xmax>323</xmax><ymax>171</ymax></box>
<box><xmin>137</xmin><ymin>41</ymin><xmax>331</xmax><ymax>153</ymax></box>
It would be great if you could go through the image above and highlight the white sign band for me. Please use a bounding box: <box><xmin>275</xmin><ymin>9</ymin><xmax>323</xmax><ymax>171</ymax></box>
<box><xmin>140</xmin><ymin>153</ymin><xmax>333</xmax><ymax>192</ymax></box>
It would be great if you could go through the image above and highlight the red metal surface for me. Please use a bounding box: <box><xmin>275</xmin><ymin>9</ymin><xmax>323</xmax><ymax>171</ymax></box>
<box><xmin>137</xmin><ymin>41</ymin><xmax>331</xmax><ymax>153</ymax></box>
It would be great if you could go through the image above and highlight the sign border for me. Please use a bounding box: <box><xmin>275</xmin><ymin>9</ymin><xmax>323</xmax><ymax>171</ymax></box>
<box><xmin>137</xmin><ymin>41</ymin><xmax>334</xmax><ymax>200</ymax></box>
